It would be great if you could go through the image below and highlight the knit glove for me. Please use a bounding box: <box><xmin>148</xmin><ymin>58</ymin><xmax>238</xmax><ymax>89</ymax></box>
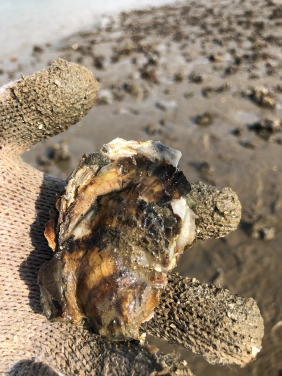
<box><xmin>0</xmin><ymin>59</ymin><xmax>263</xmax><ymax>376</ymax></box>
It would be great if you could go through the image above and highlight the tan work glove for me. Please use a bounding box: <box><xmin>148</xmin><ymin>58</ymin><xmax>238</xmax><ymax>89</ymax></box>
<box><xmin>0</xmin><ymin>59</ymin><xmax>263</xmax><ymax>376</ymax></box>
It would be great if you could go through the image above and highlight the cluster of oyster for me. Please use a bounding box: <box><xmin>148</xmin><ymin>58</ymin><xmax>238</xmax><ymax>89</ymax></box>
<box><xmin>38</xmin><ymin>138</ymin><xmax>197</xmax><ymax>341</ymax></box>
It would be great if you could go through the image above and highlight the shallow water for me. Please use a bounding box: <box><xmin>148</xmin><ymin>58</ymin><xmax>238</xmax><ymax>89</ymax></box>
<box><xmin>0</xmin><ymin>0</ymin><xmax>186</xmax><ymax>60</ymax></box>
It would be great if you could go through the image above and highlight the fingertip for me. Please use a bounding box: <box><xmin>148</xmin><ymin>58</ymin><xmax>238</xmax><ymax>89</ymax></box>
<box><xmin>0</xmin><ymin>59</ymin><xmax>99</xmax><ymax>155</ymax></box>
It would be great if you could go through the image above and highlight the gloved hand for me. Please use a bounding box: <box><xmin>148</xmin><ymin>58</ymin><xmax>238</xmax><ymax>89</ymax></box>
<box><xmin>0</xmin><ymin>59</ymin><xmax>263</xmax><ymax>376</ymax></box>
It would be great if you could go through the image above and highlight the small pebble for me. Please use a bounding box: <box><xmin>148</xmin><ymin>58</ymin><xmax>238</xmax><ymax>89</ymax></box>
<box><xmin>196</xmin><ymin>112</ymin><xmax>213</xmax><ymax>126</ymax></box>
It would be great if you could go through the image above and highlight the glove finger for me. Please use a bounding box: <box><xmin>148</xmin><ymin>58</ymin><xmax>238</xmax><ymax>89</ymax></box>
<box><xmin>142</xmin><ymin>273</ymin><xmax>264</xmax><ymax>367</ymax></box>
<box><xmin>5</xmin><ymin>318</ymin><xmax>193</xmax><ymax>376</ymax></box>
<box><xmin>190</xmin><ymin>181</ymin><xmax>241</xmax><ymax>240</ymax></box>
<box><xmin>0</xmin><ymin>59</ymin><xmax>98</xmax><ymax>155</ymax></box>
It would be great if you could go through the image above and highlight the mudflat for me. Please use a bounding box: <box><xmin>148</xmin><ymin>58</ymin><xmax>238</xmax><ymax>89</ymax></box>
<box><xmin>1</xmin><ymin>0</ymin><xmax>281</xmax><ymax>375</ymax></box>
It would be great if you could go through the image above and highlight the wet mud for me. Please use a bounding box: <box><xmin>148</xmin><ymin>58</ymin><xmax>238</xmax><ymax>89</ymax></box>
<box><xmin>2</xmin><ymin>0</ymin><xmax>282</xmax><ymax>374</ymax></box>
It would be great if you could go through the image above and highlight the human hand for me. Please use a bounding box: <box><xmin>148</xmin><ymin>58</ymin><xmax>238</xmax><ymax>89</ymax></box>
<box><xmin>0</xmin><ymin>59</ymin><xmax>263</xmax><ymax>376</ymax></box>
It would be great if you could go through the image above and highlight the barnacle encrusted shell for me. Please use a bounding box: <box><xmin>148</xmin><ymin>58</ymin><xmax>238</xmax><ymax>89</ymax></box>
<box><xmin>38</xmin><ymin>138</ymin><xmax>197</xmax><ymax>340</ymax></box>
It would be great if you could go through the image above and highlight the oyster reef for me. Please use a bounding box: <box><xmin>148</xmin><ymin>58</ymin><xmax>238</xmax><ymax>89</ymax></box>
<box><xmin>38</xmin><ymin>138</ymin><xmax>197</xmax><ymax>340</ymax></box>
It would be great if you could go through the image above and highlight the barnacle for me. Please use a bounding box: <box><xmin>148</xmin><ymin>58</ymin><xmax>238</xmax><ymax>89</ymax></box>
<box><xmin>38</xmin><ymin>138</ymin><xmax>197</xmax><ymax>340</ymax></box>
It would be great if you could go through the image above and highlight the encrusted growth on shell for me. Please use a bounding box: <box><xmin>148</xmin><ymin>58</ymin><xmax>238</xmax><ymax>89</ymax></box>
<box><xmin>38</xmin><ymin>138</ymin><xmax>197</xmax><ymax>340</ymax></box>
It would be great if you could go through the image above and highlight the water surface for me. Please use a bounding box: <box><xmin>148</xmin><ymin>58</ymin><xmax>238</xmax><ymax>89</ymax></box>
<box><xmin>0</xmin><ymin>0</ymin><xmax>186</xmax><ymax>60</ymax></box>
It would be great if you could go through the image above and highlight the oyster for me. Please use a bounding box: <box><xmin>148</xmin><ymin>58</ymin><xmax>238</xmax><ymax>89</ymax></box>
<box><xmin>38</xmin><ymin>138</ymin><xmax>197</xmax><ymax>340</ymax></box>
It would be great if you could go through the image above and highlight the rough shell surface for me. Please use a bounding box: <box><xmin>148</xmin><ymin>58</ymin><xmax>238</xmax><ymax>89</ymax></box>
<box><xmin>38</xmin><ymin>138</ymin><xmax>197</xmax><ymax>340</ymax></box>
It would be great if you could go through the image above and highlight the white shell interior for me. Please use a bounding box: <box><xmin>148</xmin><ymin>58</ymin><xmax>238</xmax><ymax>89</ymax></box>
<box><xmin>171</xmin><ymin>197</ymin><xmax>197</xmax><ymax>253</ymax></box>
<box><xmin>104</xmin><ymin>138</ymin><xmax>182</xmax><ymax>167</ymax></box>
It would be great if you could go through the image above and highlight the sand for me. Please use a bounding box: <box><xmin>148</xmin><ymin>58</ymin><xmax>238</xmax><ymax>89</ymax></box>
<box><xmin>1</xmin><ymin>0</ymin><xmax>282</xmax><ymax>375</ymax></box>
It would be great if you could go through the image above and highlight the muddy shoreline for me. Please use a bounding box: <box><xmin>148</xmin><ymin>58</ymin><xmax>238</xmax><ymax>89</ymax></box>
<box><xmin>1</xmin><ymin>0</ymin><xmax>282</xmax><ymax>375</ymax></box>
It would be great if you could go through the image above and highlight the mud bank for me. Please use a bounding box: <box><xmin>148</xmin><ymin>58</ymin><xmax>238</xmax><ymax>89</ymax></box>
<box><xmin>2</xmin><ymin>0</ymin><xmax>282</xmax><ymax>375</ymax></box>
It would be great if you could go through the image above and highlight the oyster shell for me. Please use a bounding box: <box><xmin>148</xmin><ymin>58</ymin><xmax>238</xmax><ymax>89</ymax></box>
<box><xmin>38</xmin><ymin>138</ymin><xmax>197</xmax><ymax>340</ymax></box>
